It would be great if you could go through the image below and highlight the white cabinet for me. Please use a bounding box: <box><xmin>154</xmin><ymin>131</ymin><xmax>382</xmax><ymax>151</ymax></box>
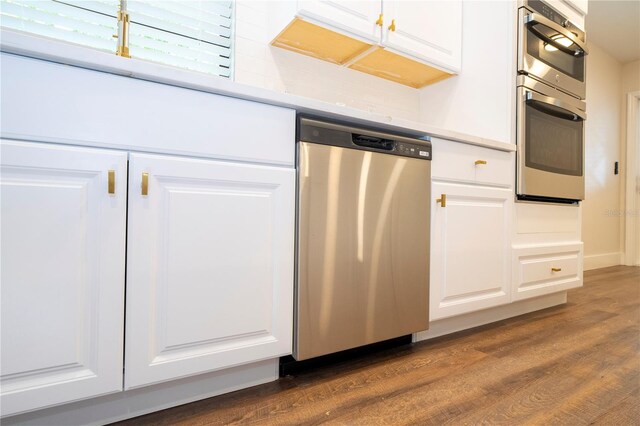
<box><xmin>294</xmin><ymin>0</ymin><xmax>462</xmax><ymax>71</ymax></box>
<box><xmin>0</xmin><ymin>145</ymin><xmax>296</xmax><ymax>413</ymax></box>
<box><xmin>0</xmin><ymin>141</ymin><xmax>127</xmax><ymax>416</ymax></box>
<box><xmin>430</xmin><ymin>182</ymin><xmax>512</xmax><ymax>320</ymax></box>
<box><xmin>429</xmin><ymin>138</ymin><xmax>514</xmax><ymax>321</ymax></box>
<box><xmin>512</xmin><ymin>243</ymin><xmax>583</xmax><ymax>301</ymax></box>
<box><xmin>383</xmin><ymin>0</ymin><xmax>462</xmax><ymax>71</ymax></box>
<box><xmin>297</xmin><ymin>0</ymin><xmax>381</xmax><ymax>42</ymax></box>
<box><xmin>124</xmin><ymin>154</ymin><xmax>294</xmax><ymax>389</ymax></box>
<box><xmin>512</xmin><ymin>202</ymin><xmax>583</xmax><ymax>301</ymax></box>
<box><xmin>270</xmin><ymin>0</ymin><xmax>462</xmax><ymax>87</ymax></box>
<box><xmin>0</xmin><ymin>54</ymin><xmax>295</xmax><ymax>420</ymax></box>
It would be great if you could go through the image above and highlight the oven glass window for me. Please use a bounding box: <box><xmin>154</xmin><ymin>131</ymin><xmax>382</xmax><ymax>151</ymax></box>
<box><xmin>526</xmin><ymin>27</ymin><xmax>585</xmax><ymax>82</ymax></box>
<box><xmin>525</xmin><ymin>103</ymin><xmax>583</xmax><ymax>176</ymax></box>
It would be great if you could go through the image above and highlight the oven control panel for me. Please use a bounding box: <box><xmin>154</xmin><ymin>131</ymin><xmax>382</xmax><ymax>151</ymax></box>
<box><xmin>527</xmin><ymin>0</ymin><xmax>565</xmax><ymax>26</ymax></box>
<box><xmin>526</xmin><ymin>0</ymin><xmax>582</xmax><ymax>36</ymax></box>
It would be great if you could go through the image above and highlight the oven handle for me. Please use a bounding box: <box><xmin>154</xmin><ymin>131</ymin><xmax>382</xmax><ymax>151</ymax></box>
<box><xmin>525</xmin><ymin>90</ymin><xmax>587</xmax><ymax>121</ymax></box>
<box><xmin>525</xmin><ymin>12</ymin><xmax>588</xmax><ymax>57</ymax></box>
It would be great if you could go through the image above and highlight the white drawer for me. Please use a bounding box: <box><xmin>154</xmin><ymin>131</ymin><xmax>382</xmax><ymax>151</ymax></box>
<box><xmin>432</xmin><ymin>138</ymin><xmax>513</xmax><ymax>187</ymax></box>
<box><xmin>512</xmin><ymin>242</ymin><xmax>583</xmax><ymax>301</ymax></box>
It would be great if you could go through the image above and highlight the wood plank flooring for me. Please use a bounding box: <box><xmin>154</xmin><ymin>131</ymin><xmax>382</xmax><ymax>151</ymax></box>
<box><xmin>114</xmin><ymin>266</ymin><xmax>640</xmax><ymax>425</ymax></box>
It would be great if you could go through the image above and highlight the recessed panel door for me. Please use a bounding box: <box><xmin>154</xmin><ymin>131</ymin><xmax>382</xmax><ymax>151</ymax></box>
<box><xmin>383</xmin><ymin>0</ymin><xmax>462</xmax><ymax>72</ymax></box>
<box><xmin>125</xmin><ymin>153</ymin><xmax>294</xmax><ymax>389</ymax></box>
<box><xmin>0</xmin><ymin>140</ymin><xmax>127</xmax><ymax>416</ymax></box>
<box><xmin>297</xmin><ymin>0</ymin><xmax>381</xmax><ymax>43</ymax></box>
<box><xmin>431</xmin><ymin>182</ymin><xmax>511</xmax><ymax>320</ymax></box>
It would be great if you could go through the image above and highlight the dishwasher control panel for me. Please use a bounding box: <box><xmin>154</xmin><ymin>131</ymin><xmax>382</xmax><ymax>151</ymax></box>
<box><xmin>299</xmin><ymin>117</ymin><xmax>432</xmax><ymax>161</ymax></box>
<box><xmin>396</xmin><ymin>142</ymin><xmax>431</xmax><ymax>160</ymax></box>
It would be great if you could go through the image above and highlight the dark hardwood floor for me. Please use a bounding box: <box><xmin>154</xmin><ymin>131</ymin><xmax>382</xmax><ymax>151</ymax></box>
<box><xmin>114</xmin><ymin>266</ymin><xmax>640</xmax><ymax>425</ymax></box>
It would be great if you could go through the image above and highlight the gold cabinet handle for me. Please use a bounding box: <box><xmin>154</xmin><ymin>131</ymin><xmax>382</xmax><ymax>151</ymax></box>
<box><xmin>376</xmin><ymin>13</ymin><xmax>384</xmax><ymax>27</ymax></box>
<box><xmin>388</xmin><ymin>19</ymin><xmax>396</xmax><ymax>32</ymax></box>
<box><xmin>436</xmin><ymin>194</ymin><xmax>447</xmax><ymax>207</ymax></box>
<box><xmin>475</xmin><ymin>160</ymin><xmax>487</xmax><ymax>165</ymax></box>
<box><xmin>551</xmin><ymin>267</ymin><xmax>562</xmax><ymax>272</ymax></box>
<box><xmin>141</xmin><ymin>172</ymin><xmax>149</xmax><ymax>196</ymax></box>
<box><xmin>108</xmin><ymin>170</ymin><xmax>115</xmax><ymax>194</ymax></box>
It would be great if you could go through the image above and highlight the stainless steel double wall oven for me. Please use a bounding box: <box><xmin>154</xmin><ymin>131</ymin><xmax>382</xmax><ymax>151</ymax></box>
<box><xmin>517</xmin><ymin>0</ymin><xmax>587</xmax><ymax>203</ymax></box>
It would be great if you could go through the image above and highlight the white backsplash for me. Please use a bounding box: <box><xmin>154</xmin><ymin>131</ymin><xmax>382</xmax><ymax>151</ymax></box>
<box><xmin>418</xmin><ymin>1</ymin><xmax>515</xmax><ymax>144</ymax></box>
<box><xmin>233</xmin><ymin>1</ymin><xmax>422</xmax><ymax>122</ymax></box>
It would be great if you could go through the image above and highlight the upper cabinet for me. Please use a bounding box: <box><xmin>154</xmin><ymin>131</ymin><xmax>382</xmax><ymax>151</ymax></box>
<box><xmin>296</xmin><ymin>0</ymin><xmax>382</xmax><ymax>43</ymax></box>
<box><xmin>270</xmin><ymin>0</ymin><xmax>462</xmax><ymax>88</ymax></box>
<box><xmin>382</xmin><ymin>0</ymin><xmax>461</xmax><ymax>72</ymax></box>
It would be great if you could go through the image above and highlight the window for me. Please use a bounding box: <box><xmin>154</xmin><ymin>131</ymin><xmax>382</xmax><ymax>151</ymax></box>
<box><xmin>0</xmin><ymin>1</ymin><xmax>119</xmax><ymax>52</ymax></box>
<box><xmin>0</xmin><ymin>0</ymin><xmax>234</xmax><ymax>78</ymax></box>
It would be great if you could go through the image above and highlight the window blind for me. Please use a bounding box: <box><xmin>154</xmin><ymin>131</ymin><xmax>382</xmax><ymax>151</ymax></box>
<box><xmin>0</xmin><ymin>0</ymin><xmax>118</xmax><ymax>53</ymax></box>
<box><xmin>127</xmin><ymin>1</ymin><xmax>233</xmax><ymax>78</ymax></box>
<box><xmin>0</xmin><ymin>0</ymin><xmax>234</xmax><ymax>78</ymax></box>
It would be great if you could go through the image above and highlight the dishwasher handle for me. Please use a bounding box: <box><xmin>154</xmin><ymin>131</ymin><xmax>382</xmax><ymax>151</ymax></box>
<box><xmin>352</xmin><ymin>133</ymin><xmax>395</xmax><ymax>151</ymax></box>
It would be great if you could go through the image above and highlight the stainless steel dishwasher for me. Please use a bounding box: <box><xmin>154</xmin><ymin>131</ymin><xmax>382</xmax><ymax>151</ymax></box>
<box><xmin>295</xmin><ymin>117</ymin><xmax>431</xmax><ymax>361</ymax></box>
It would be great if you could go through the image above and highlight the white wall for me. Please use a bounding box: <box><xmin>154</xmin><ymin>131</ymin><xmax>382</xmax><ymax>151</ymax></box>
<box><xmin>418</xmin><ymin>1</ymin><xmax>514</xmax><ymax>144</ymax></box>
<box><xmin>622</xmin><ymin>61</ymin><xmax>640</xmax><ymax>94</ymax></box>
<box><xmin>620</xmin><ymin>60</ymin><xmax>640</xmax><ymax>265</ymax></box>
<box><xmin>233</xmin><ymin>1</ymin><xmax>421</xmax><ymax>121</ymax></box>
<box><xmin>582</xmin><ymin>42</ymin><xmax>623</xmax><ymax>270</ymax></box>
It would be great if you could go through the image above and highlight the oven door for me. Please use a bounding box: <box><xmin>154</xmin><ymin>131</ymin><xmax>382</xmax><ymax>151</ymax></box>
<box><xmin>518</xmin><ymin>7</ymin><xmax>587</xmax><ymax>99</ymax></box>
<box><xmin>517</xmin><ymin>86</ymin><xmax>585</xmax><ymax>202</ymax></box>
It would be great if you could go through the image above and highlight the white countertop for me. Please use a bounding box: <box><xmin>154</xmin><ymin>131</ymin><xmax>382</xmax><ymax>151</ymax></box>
<box><xmin>0</xmin><ymin>29</ymin><xmax>515</xmax><ymax>152</ymax></box>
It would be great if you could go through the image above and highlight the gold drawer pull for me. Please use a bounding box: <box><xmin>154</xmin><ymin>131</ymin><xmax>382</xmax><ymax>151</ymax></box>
<box><xmin>475</xmin><ymin>160</ymin><xmax>487</xmax><ymax>165</ymax></box>
<box><xmin>376</xmin><ymin>13</ymin><xmax>383</xmax><ymax>27</ymax></box>
<box><xmin>551</xmin><ymin>267</ymin><xmax>562</xmax><ymax>272</ymax></box>
<box><xmin>141</xmin><ymin>172</ymin><xmax>149</xmax><ymax>196</ymax></box>
<box><xmin>436</xmin><ymin>194</ymin><xmax>446</xmax><ymax>207</ymax></box>
<box><xmin>108</xmin><ymin>170</ymin><xmax>115</xmax><ymax>194</ymax></box>
<box><xmin>388</xmin><ymin>19</ymin><xmax>396</xmax><ymax>32</ymax></box>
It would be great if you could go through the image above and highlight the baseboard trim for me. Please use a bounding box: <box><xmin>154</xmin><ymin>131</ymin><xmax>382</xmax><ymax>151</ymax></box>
<box><xmin>3</xmin><ymin>359</ymin><xmax>279</xmax><ymax>426</ymax></box>
<box><xmin>584</xmin><ymin>252</ymin><xmax>622</xmax><ymax>271</ymax></box>
<box><xmin>414</xmin><ymin>292</ymin><xmax>567</xmax><ymax>342</ymax></box>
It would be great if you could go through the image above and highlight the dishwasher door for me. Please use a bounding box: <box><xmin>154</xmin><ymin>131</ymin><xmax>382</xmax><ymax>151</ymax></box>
<box><xmin>295</xmin><ymin>141</ymin><xmax>430</xmax><ymax>360</ymax></box>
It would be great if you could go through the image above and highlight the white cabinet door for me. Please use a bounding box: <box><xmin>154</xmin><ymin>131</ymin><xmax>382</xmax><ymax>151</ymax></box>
<box><xmin>430</xmin><ymin>182</ymin><xmax>511</xmax><ymax>320</ymax></box>
<box><xmin>297</xmin><ymin>0</ymin><xmax>381</xmax><ymax>42</ymax></box>
<box><xmin>125</xmin><ymin>153</ymin><xmax>295</xmax><ymax>389</ymax></box>
<box><xmin>383</xmin><ymin>0</ymin><xmax>462</xmax><ymax>72</ymax></box>
<box><xmin>0</xmin><ymin>140</ymin><xmax>127</xmax><ymax>416</ymax></box>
